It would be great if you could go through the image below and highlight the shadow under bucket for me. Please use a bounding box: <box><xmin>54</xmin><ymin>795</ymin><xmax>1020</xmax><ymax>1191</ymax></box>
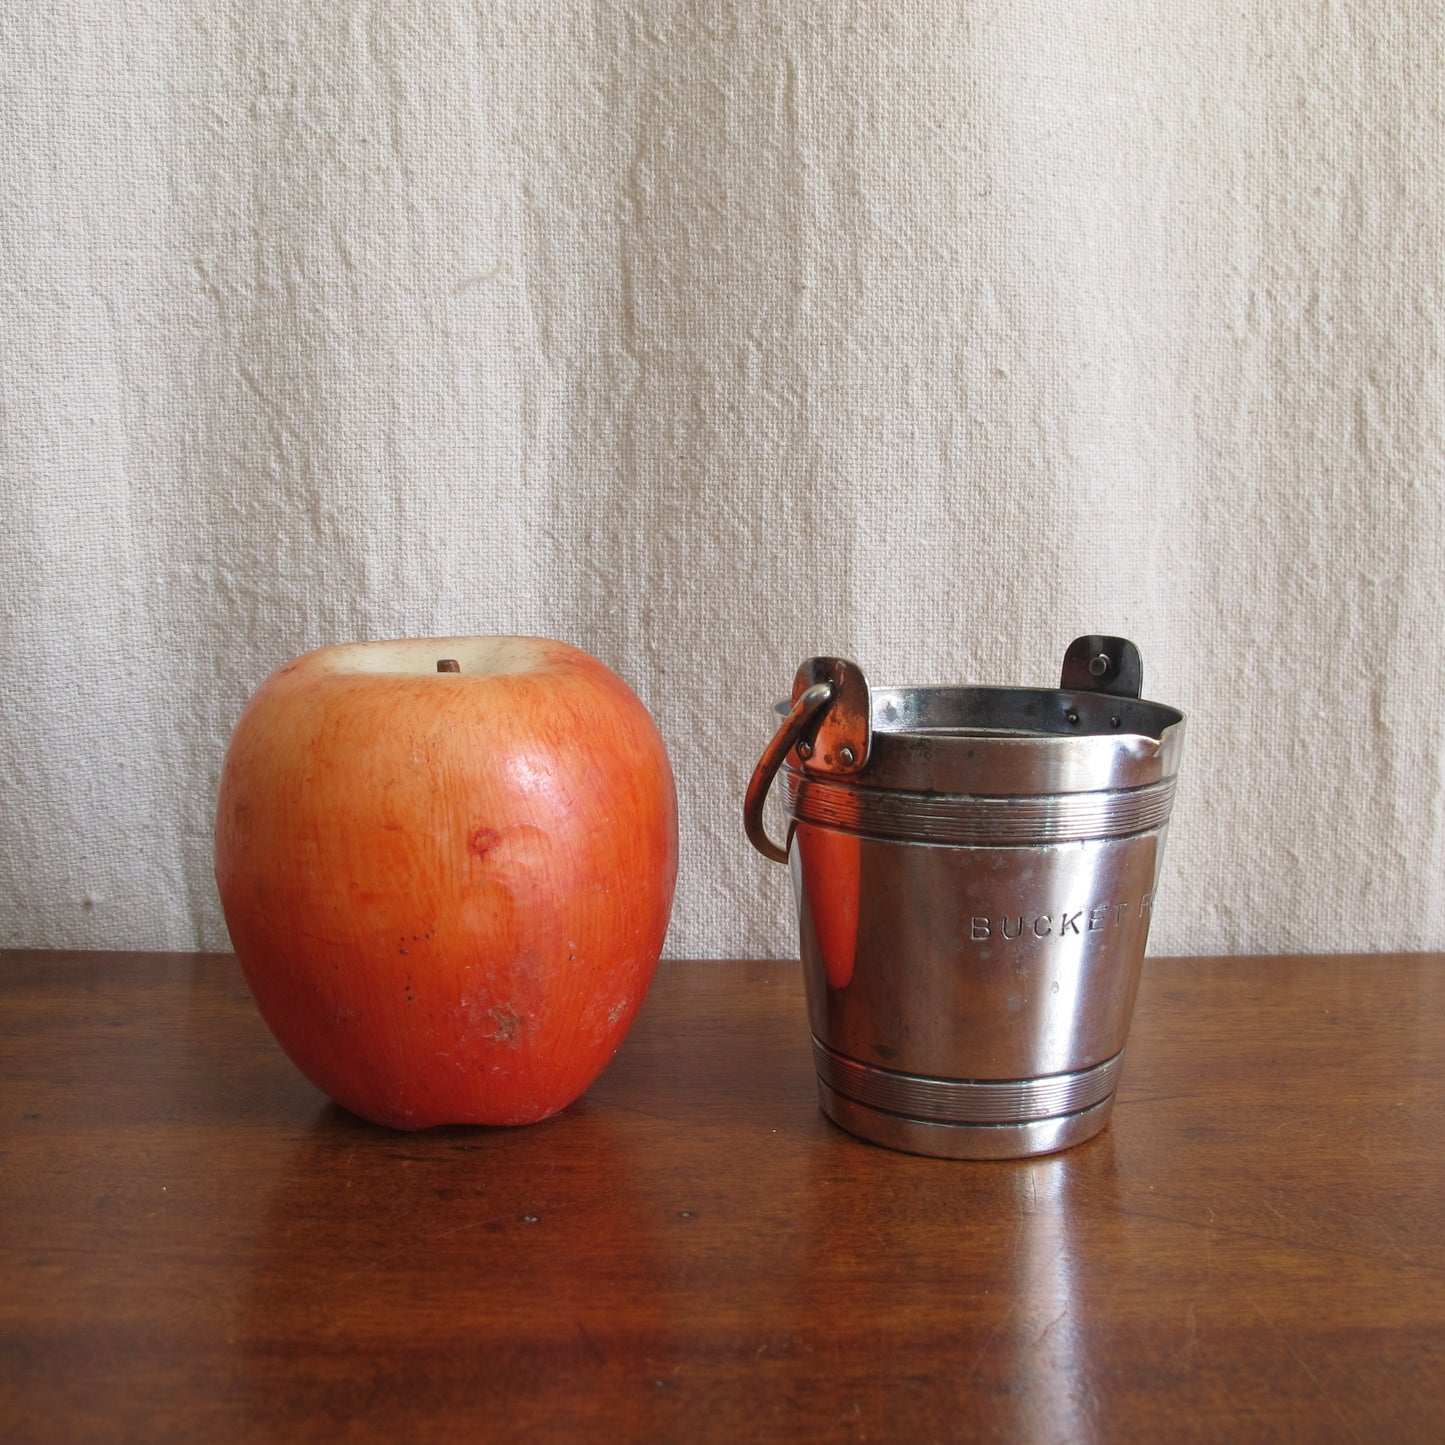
<box><xmin>745</xmin><ymin>636</ymin><xmax>1186</xmax><ymax>1160</ymax></box>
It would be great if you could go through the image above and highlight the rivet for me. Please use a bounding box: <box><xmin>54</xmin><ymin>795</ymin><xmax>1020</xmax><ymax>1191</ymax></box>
<box><xmin>1089</xmin><ymin>653</ymin><xmax>1111</xmax><ymax>678</ymax></box>
<box><xmin>839</xmin><ymin>746</ymin><xmax>857</xmax><ymax>767</ymax></box>
<box><xmin>1066</xmin><ymin>710</ymin><xmax>1080</xmax><ymax>725</ymax></box>
<box><xmin>796</xmin><ymin>741</ymin><xmax>813</xmax><ymax>760</ymax></box>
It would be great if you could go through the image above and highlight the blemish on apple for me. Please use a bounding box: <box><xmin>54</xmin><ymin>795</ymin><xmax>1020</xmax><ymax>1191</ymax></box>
<box><xmin>485</xmin><ymin>1006</ymin><xmax>523</xmax><ymax>1042</ymax></box>
<box><xmin>468</xmin><ymin>826</ymin><xmax>503</xmax><ymax>859</ymax></box>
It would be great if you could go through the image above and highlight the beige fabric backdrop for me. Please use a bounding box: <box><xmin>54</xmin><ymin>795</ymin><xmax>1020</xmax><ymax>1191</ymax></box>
<box><xmin>2</xmin><ymin>2</ymin><xmax>1442</xmax><ymax>958</ymax></box>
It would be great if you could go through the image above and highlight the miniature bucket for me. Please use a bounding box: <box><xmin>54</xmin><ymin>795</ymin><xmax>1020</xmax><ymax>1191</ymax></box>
<box><xmin>744</xmin><ymin>636</ymin><xmax>1186</xmax><ymax>1160</ymax></box>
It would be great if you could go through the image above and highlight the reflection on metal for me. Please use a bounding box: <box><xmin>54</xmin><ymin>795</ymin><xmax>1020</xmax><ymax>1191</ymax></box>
<box><xmin>795</xmin><ymin>824</ymin><xmax>860</xmax><ymax>989</ymax></box>
<box><xmin>1008</xmin><ymin>1156</ymin><xmax>1090</xmax><ymax>1440</ymax></box>
<box><xmin>746</xmin><ymin>637</ymin><xmax>1186</xmax><ymax>1159</ymax></box>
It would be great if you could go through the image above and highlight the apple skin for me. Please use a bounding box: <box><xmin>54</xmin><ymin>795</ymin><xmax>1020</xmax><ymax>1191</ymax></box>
<box><xmin>214</xmin><ymin>637</ymin><xmax>678</xmax><ymax>1129</ymax></box>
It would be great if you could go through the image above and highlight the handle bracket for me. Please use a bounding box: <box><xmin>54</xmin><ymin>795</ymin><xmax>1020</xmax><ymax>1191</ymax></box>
<box><xmin>744</xmin><ymin>656</ymin><xmax>872</xmax><ymax>864</ymax></box>
<box><xmin>1060</xmin><ymin>635</ymin><xmax>1143</xmax><ymax>699</ymax></box>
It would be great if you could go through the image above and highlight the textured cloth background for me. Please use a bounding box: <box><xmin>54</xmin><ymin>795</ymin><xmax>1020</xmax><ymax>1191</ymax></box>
<box><xmin>2</xmin><ymin>2</ymin><xmax>1442</xmax><ymax>957</ymax></box>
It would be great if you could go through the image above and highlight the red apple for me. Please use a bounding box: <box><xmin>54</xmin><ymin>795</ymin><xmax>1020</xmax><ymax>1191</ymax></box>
<box><xmin>214</xmin><ymin>636</ymin><xmax>677</xmax><ymax>1129</ymax></box>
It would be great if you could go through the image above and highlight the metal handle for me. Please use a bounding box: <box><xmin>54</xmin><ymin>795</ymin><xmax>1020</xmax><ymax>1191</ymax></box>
<box><xmin>743</xmin><ymin>682</ymin><xmax>834</xmax><ymax>864</ymax></box>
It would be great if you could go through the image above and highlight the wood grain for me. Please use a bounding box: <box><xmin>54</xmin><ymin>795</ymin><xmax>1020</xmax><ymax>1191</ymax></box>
<box><xmin>2</xmin><ymin>951</ymin><xmax>1442</xmax><ymax>1443</ymax></box>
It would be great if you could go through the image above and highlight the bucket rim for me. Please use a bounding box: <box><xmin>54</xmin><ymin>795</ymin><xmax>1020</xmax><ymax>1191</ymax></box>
<box><xmin>773</xmin><ymin>681</ymin><xmax>1185</xmax><ymax>744</ymax></box>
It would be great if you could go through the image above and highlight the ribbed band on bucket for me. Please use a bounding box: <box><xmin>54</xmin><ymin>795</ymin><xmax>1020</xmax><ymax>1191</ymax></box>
<box><xmin>785</xmin><ymin>773</ymin><xmax>1175</xmax><ymax>845</ymax></box>
<box><xmin>811</xmin><ymin>1037</ymin><xmax>1124</xmax><ymax>1125</ymax></box>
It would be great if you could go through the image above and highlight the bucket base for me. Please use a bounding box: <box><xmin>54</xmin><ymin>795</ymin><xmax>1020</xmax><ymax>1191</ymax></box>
<box><xmin>817</xmin><ymin>1080</ymin><xmax>1115</xmax><ymax>1160</ymax></box>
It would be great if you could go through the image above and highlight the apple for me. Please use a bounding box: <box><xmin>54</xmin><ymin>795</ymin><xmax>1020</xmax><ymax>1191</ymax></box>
<box><xmin>214</xmin><ymin>636</ymin><xmax>678</xmax><ymax>1129</ymax></box>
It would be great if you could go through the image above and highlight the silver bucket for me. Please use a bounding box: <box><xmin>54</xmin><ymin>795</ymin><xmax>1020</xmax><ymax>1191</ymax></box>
<box><xmin>744</xmin><ymin>636</ymin><xmax>1185</xmax><ymax>1160</ymax></box>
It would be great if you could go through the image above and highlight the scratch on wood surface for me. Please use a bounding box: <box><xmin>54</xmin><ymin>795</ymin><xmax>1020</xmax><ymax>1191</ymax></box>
<box><xmin>329</xmin><ymin>1213</ymin><xmax>508</xmax><ymax>1285</ymax></box>
<box><xmin>961</xmin><ymin>1288</ymin><xmax>1021</xmax><ymax>1386</ymax></box>
<box><xmin>1181</xmin><ymin>1300</ymin><xmax>1199</xmax><ymax>1364</ymax></box>
<box><xmin>1033</xmin><ymin>1306</ymin><xmax>1070</xmax><ymax>1346</ymax></box>
<box><xmin>575</xmin><ymin>1320</ymin><xmax>604</xmax><ymax>1365</ymax></box>
<box><xmin>1247</xmin><ymin>1296</ymin><xmax>1364</xmax><ymax>1444</ymax></box>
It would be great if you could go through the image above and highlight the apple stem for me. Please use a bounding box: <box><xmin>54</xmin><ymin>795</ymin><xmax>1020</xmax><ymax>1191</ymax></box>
<box><xmin>437</xmin><ymin>659</ymin><xmax>460</xmax><ymax>673</ymax></box>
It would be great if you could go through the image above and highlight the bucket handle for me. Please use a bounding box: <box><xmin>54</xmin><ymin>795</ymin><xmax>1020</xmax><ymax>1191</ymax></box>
<box><xmin>744</xmin><ymin>656</ymin><xmax>871</xmax><ymax>863</ymax></box>
<box><xmin>743</xmin><ymin>681</ymin><xmax>834</xmax><ymax>863</ymax></box>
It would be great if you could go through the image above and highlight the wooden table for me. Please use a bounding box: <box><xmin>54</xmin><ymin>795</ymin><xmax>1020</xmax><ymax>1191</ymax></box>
<box><xmin>2</xmin><ymin>951</ymin><xmax>1442</xmax><ymax>1442</ymax></box>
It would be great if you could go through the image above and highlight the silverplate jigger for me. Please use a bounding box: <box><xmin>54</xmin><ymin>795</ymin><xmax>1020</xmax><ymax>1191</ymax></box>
<box><xmin>744</xmin><ymin>636</ymin><xmax>1186</xmax><ymax>1160</ymax></box>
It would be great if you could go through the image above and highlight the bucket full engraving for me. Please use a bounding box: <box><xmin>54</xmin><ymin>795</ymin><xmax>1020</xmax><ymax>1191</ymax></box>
<box><xmin>744</xmin><ymin>636</ymin><xmax>1186</xmax><ymax>1160</ymax></box>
